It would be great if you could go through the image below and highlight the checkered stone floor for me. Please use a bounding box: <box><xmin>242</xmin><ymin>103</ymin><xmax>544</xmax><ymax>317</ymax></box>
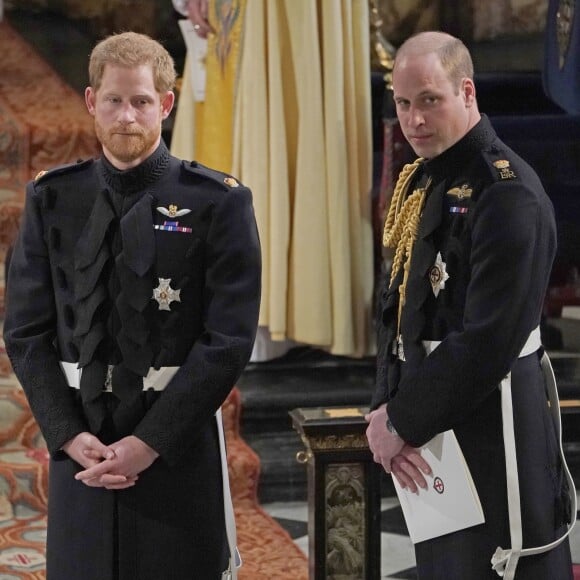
<box><xmin>263</xmin><ymin>495</ymin><xmax>580</xmax><ymax>579</ymax></box>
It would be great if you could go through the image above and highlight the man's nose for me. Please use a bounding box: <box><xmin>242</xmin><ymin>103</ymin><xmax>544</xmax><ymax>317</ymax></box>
<box><xmin>408</xmin><ymin>106</ymin><xmax>425</xmax><ymax>127</ymax></box>
<box><xmin>117</xmin><ymin>103</ymin><xmax>136</xmax><ymax>123</ymax></box>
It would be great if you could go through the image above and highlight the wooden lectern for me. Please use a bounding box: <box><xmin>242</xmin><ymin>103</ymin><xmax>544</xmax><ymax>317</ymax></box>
<box><xmin>290</xmin><ymin>406</ymin><xmax>382</xmax><ymax>579</ymax></box>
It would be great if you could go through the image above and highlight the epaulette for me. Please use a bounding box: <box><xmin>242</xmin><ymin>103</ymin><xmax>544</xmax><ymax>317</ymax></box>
<box><xmin>34</xmin><ymin>158</ymin><xmax>94</xmax><ymax>184</ymax></box>
<box><xmin>181</xmin><ymin>160</ymin><xmax>243</xmax><ymax>190</ymax></box>
<box><xmin>481</xmin><ymin>150</ymin><xmax>518</xmax><ymax>182</ymax></box>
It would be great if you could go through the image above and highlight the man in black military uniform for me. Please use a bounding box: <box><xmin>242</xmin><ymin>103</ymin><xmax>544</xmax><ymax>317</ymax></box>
<box><xmin>3</xmin><ymin>32</ymin><xmax>260</xmax><ymax>579</ymax></box>
<box><xmin>366</xmin><ymin>31</ymin><xmax>574</xmax><ymax>579</ymax></box>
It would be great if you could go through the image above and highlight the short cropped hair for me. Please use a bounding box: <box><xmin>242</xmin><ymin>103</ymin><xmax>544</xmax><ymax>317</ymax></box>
<box><xmin>395</xmin><ymin>32</ymin><xmax>474</xmax><ymax>94</ymax></box>
<box><xmin>437</xmin><ymin>38</ymin><xmax>474</xmax><ymax>92</ymax></box>
<box><xmin>89</xmin><ymin>32</ymin><xmax>176</xmax><ymax>93</ymax></box>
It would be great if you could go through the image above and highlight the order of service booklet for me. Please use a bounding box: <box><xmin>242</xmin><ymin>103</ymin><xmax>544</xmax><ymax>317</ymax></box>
<box><xmin>393</xmin><ymin>429</ymin><xmax>485</xmax><ymax>544</ymax></box>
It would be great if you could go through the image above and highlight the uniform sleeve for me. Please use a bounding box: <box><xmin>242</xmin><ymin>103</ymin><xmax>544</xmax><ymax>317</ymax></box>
<box><xmin>133</xmin><ymin>186</ymin><xmax>261</xmax><ymax>465</ymax></box>
<box><xmin>3</xmin><ymin>184</ymin><xmax>88</xmax><ymax>454</ymax></box>
<box><xmin>387</xmin><ymin>179</ymin><xmax>556</xmax><ymax>447</ymax></box>
<box><xmin>171</xmin><ymin>0</ymin><xmax>188</xmax><ymax>17</ymax></box>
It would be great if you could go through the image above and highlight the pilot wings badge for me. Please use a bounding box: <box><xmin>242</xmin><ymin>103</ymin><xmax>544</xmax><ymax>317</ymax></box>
<box><xmin>446</xmin><ymin>184</ymin><xmax>473</xmax><ymax>200</ymax></box>
<box><xmin>157</xmin><ymin>204</ymin><xmax>192</xmax><ymax>218</ymax></box>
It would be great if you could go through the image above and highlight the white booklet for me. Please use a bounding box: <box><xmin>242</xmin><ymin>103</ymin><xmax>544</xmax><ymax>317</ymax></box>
<box><xmin>393</xmin><ymin>429</ymin><xmax>484</xmax><ymax>544</ymax></box>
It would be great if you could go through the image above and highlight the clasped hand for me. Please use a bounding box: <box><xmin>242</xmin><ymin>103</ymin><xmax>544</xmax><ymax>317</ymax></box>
<box><xmin>62</xmin><ymin>432</ymin><xmax>159</xmax><ymax>490</ymax></box>
<box><xmin>365</xmin><ymin>404</ymin><xmax>431</xmax><ymax>493</ymax></box>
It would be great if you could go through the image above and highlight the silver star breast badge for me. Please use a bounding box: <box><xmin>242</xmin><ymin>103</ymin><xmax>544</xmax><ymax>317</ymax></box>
<box><xmin>152</xmin><ymin>278</ymin><xmax>181</xmax><ymax>311</ymax></box>
<box><xmin>428</xmin><ymin>252</ymin><xmax>450</xmax><ymax>297</ymax></box>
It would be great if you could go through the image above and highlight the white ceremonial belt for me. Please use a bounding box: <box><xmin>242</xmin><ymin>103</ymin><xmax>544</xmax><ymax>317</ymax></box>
<box><xmin>421</xmin><ymin>325</ymin><xmax>542</xmax><ymax>359</ymax></box>
<box><xmin>59</xmin><ymin>361</ymin><xmax>180</xmax><ymax>392</ymax></box>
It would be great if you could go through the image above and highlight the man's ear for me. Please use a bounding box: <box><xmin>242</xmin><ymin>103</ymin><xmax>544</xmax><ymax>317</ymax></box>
<box><xmin>160</xmin><ymin>91</ymin><xmax>175</xmax><ymax>119</ymax></box>
<box><xmin>463</xmin><ymin>78</ymin><xmax>476</xmax><ymax>107</ymax></box>
<box><xmin>85</xmin><ymin>87</ymin><xmax>96</xmax><ymax>116</ymax></box>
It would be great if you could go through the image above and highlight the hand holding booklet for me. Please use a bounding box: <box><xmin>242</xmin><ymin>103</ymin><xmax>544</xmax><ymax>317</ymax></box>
<box><xmin>393</xmin><ymin>430</ymin><xmax>485</xmax><ymax>544</ymax></box>
<box><xmin>178</xmin><ymin>19</ymin><xmax>208</xmax><ymax>102</ymax></box>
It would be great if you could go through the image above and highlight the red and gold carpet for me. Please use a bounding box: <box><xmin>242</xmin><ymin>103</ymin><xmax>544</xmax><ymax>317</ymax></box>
<box><xmin>0</xmin><ymin>19</ymin><xmax>100</xmax><ymax>202</ymax></box>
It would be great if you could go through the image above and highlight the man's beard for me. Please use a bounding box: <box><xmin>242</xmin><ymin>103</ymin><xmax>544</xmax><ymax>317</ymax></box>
<box><xmin>95</xmin><ymin>121</ymin><xmax>160</xmax><ymax>164</ymax></box>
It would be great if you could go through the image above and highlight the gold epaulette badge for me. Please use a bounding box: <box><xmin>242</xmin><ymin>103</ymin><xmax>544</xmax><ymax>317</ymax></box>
<box><xmin>493</xmin><ymin>159</ymin><xmax>517</xmax><ymax>180</ymax></box>
<box><xmin>224</xmin><ymin>177</ymin><xmax>239</xmax><ymax>188</ymax></box>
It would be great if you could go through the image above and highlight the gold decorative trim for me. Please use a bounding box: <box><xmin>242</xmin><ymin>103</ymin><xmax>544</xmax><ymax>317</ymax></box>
<box><xmin>369</xmin><ymin>0</ymin><xmax>395</xmax><ymax>89</ymax></box>
<box><xmin>324</xmin><ymin>408</ymin><xmax>364</xmax><ymax>418</ymax></box>
<box><xmin>557</xmin><ymin>0</ymin><xmax>576</xmax><ymax>69</ymax></box>
<box><xmin>307</xmin><ymin>434</ymin><xmax>369</xmax><ymax>451</ymax></box>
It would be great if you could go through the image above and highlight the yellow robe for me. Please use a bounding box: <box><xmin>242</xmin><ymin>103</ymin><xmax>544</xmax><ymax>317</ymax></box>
<box><xmin>172</xmin><ymin>0</ymin><xmax>374</xmax><ymax>357</ymax></box>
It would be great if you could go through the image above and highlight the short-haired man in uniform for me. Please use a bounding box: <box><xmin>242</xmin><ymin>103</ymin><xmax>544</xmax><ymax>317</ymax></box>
<box><xmin>4</xmin><ymin>32</ymin><xmax>261</xmax><ymax>579</ymax></box>
<box><xmin>366</xmin><ymin>31</ymin><xmax>574</xmax><ymax>579</ymax></box>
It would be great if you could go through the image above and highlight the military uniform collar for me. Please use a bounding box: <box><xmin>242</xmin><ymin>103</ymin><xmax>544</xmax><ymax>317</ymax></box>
<box><xmin>423</xmin><ymin>115</ymin><xmax>496</xmax><ymax>182</ymax></box>
<box><xmin>100</xmin><ymin>140</ymin><xmax>171</xmax><ymax>194</ymax></box>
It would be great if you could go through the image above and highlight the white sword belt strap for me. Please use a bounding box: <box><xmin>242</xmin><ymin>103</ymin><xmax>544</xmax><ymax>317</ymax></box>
<box><xmin>420</xmin><ymin>329</ymin><xmax>577</xmax><ymax>580</ymax></box>
<box><xmin>492</xmin><ymin>344</ymin><xmax>577</xmax><ymax>579</ymax></box>
<box><xmin>59</xmin><ymin>361</ymin><xmax>180</xmax><ymax>392</ymax></box>
<box><xmin>59</xmin><ymin>361</ymin><xmax>242</xmax><ymax>579</ymax></box>
<box><xmin>217</xmin><ymin>407</ymin><xmax>242</xmax><ymax>580</ymax></box>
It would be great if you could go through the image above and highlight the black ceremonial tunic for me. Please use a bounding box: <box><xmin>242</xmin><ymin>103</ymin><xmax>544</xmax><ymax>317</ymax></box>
<box><xmin>373</xmin><ymin>116</ymin><xmax>573</xmax><ymax>579</ymax></box>
<box><xmin>4</xmin><ymin>142</ymin><xmax>261</xmax><ymax>580</ymax></box>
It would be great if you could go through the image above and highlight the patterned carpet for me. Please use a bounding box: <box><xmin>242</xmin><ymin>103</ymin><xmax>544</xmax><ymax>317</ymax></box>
<box><xmin>0</xmin><ymin>19</ymin><xmax>100</xmax><ymax>201</ymax></box>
